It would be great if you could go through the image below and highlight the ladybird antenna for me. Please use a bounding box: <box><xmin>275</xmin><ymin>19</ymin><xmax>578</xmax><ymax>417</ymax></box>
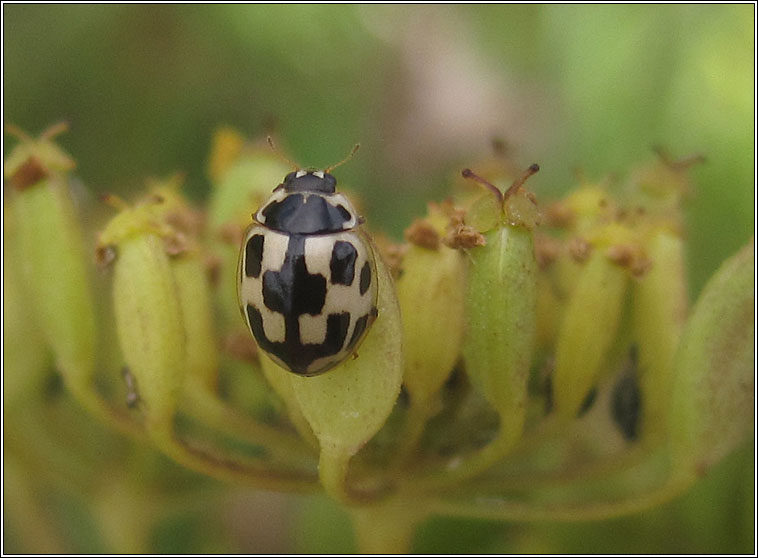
<box><xmin>325</xmin><ymin>143</ymin><xmax>360</xmax><ymax>173</ymax></box>
<box><xmin>266</xmin><ymin>136</ymin><xmax>300</xmax><ymax>170</ymax></box>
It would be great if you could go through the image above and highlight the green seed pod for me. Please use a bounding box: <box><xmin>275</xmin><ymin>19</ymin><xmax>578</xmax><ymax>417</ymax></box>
<box><xmin>669</xmin><ymin>238</ymin><xmax>754</xmax><ymax>479</ymax></box>
<box><xmin>459</xmin><ymin>166</ymin><xmax>540</xmax><ymax>453</ymax></box>
<box><xmin>463</xmin><ymin>225</ymin><xmax>536</xmax><ymax>443</ymax></box>
<box><xmin>5</xmin><ymin>125</ymin><xmax>96</xmax><ymax>389</ymax></box>
<box><xmin>145</xmin><ymin>176</ymin><xmax>220</xmax><ymax>392</ymax></box>
<box><xmin>171</xmin><ymin>248</ymin><xmax>219</xmax><ymax>392</ymax></box>
<box><xmin>398</xmin><ymin>211</ymin><xmax>466</xmax><ymax>407</ymax></box>
<box><xmin>632</xmin><ymin>229</ymin><xmax>688</xmax><ymax>441</ymax></box>
<box><xmin>289</xmin><ymin>248</ymin><xmax>403</xmax><ymax>497</ymax></box>
<box><xmin>99</xmin><ymin>203</ymin><xmax>187</xmax><ymax>432</ymax></box>
<box><xmin>552</xmin><ymin>248</ymin><xmax>628</xmax><ymax>419</ymax></box>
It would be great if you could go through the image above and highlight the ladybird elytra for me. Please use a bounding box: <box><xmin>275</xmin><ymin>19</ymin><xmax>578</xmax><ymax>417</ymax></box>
<box><xmin>238</xmin><ymin>167</ymin><xmax>378</xmax><ymax>376</ymax></box>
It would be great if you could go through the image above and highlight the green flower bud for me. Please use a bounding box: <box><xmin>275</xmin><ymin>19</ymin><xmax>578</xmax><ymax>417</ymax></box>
<box><xmin>463</xmin><ymin>224</ymin><xmax>536</xmax><ymax>444</ymax></box>
<box><xmin>288</xmin><ymin>247</ymin><xmax>403</xmax><ymax>498</ymax></box>
<box><xmin>669</xmin><ymin>238</ymin><xmax>754</xmax><ymax>479</ymax></box>
<box><xmin>144</xmin><ymin>175</ymin><xmax>220</xmax><ymax>392</ymax></box>
<box><xmin>168</xmin><ymin>241</ymin><xmax>219</xmax><ymax>393</ymax></box>
<box><xmin>398</xmin><ymin>208</ymin><xmax>466</xmax><ymax>407</ymax></box>
<box><xmin>632</xmin><ymin>229</ymin><xmax>688</xmax><ymax>441</ymax></box>
<box><xmin>552</xmin><ymin>246</ymin><xmax>628</xmax><ymax>420</ymax></box>
<box><xmin>459</xmin><ymin>166</ymin><xmax>540</xmax><ymax>453</ymax></box>
<box><xmin>98</xmin><ymin>199</ymin><xmax>187</xmax><ymax>432</ymax></box>
<box><xmin>4</xmin><ymin>125</ymin><xmax>96</xmax><ymax>389</ymax></box>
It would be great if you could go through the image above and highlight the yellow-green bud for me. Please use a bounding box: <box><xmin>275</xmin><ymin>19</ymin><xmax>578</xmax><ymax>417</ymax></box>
<box><xmin>5</xmin><ymin>126</ymin><xmax>96</xmax><ymax>388</ymax></box>
<box><xmin>98</xmin><ymin>195</ymin><xmax>190</xmax><ymax>432</ymax></box>
<box><xmin>556</xmin><ymin>183</ymin><xmax>616</xmax><ymax>234</ymax></box>
<box><xmin>632</xmin><ymin>229</ymin><xmax>688</xmax><ymax>441</ymax></box>
<box><xmin>109</xmin><ymin>233</ymin><xmax>185</xmax><ymax>431</ymax></box>
<box><xmin>669</xmin><ymin>238</ymin><xmax>754</xmax><ymax>479</ymax></box>
<box><xmin>398</xmin><ymin>209</ymin><xmax>466</xmax><ymax>407</ymax></box>
<box><xmin>144</xmin><ymin>176</ymin><xmax>220</xmax><ymax>392</ymax></box>
<box><xmin>552</xmin><ymin>248</ymin><xmax>628</xmax><ymax>419</ymax></box>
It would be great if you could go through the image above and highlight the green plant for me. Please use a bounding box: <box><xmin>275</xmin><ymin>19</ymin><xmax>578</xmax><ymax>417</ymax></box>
<box><xmin>3</xmin><ymin>124</ymin><xmax>753</xmax><ymax>553</ymax></box>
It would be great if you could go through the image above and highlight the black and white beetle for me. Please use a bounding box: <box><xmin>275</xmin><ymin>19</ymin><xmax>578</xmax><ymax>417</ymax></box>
<box><xmin>237</xmin><ymin>151</ymin><xmax>378</xmax><ymax>376</ymax></box>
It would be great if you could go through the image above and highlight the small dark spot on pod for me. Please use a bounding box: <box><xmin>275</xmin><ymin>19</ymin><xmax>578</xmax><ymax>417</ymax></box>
<box><xmin>543</xmin><ymin>370</ymin><xmax>554</xmax><ymax>415</ymax></box>
<box><xmin>612</xmin><ymin>350</ymin><xmax>642</xmax><ymax>440</ymax></box>
<box><xmin>44</xmin><ymin>370</ymin><xmax>64</xmax><ymax>399</ymax></box>
<box><xmin>578</xmin><ymin>387</ymin><xmax>598</xmax><ymax>417</ymax></box>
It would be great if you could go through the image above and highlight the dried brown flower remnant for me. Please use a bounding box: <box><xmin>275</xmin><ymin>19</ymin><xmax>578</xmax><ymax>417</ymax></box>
<box><xmin>8</xmin><ymin>156</ymin><xmax>49</xmax><ymax>190</ymax></box>
<box><xmin>443</xmin><ymin>223</ymin><xmax>487</xmax><ymax>250</ymax></box>
<box><xmin>405</xmin><ymin>219</ymin><xmax>441</xmax><ymax>250</ymax></box>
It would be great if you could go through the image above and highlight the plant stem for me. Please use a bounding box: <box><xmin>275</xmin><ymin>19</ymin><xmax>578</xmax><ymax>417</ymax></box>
<box><xmin>429</xmin><ymin>474</ymin><xmax>693</xmax><ymax>522</ymax></box>
<box><xmin>147</xmin><ymin>418</ymin><xmax>319</xmax><ymax>492</ymax></box>
<box><xmin>351</xmin><ymin>502</ymin><xmax>425</xmax><ymax>554</ymax></box>
<box><xmin>389</xmin><ymin>397</ymin><xmax>437</xmax><ymax>470</ymax></box>
<box><xmin>318</xmin><ymin>447</ymin><xmax>353</xmax><ymax>503</ymax></box>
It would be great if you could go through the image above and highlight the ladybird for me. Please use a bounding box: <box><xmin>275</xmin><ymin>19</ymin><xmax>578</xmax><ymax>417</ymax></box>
<box><xmin>238</xmin><ymin>165</ymin><xmax>378</xmax><ymax>376</ymax></box>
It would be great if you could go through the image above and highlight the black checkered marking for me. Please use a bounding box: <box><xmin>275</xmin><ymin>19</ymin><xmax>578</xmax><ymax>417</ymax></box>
<box><xmin>240</xmin><ymin>227</ymin><xmax>377</xmax><ymax>376</ymax></box>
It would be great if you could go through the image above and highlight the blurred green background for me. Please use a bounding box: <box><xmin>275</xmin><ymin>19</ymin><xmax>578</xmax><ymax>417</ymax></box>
<box><xmin>3</xmin><ymin>4</ymin><xmax>754</xmax><ymax>554</ymax></box>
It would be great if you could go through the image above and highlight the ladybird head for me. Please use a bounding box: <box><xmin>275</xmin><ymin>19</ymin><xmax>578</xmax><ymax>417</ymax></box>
<box><xmin>279</xmin><ymin>169</ymin><xmax>337</xmax><ymax>194</ymax></box>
